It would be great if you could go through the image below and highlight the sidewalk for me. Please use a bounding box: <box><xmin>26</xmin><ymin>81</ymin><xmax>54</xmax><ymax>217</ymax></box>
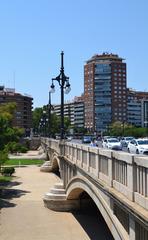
<box><xmin>9</xmin><ymin>150</ymin><xmax>46</xmax><ymax>160</ymax></box>
<box><xmin>0</xmin><ymin>166</ymin><xmax>90</xmax><ymax>240</ymax></box>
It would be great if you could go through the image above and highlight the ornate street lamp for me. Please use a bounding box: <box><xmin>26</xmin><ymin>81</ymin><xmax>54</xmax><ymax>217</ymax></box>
<box><xmin>40</xmin><ymin>110</ymin><xmax>48</xmax><ymax>137</ymax></box>
<box><xmin>48</xmin><ymin>91</ymin><xmax>54</xmax><ymax>137</ymax></box>
<box><xmin>50</xmin><ymin>51</ymin><xmax>71</xmax><ymax>139</ymax></box>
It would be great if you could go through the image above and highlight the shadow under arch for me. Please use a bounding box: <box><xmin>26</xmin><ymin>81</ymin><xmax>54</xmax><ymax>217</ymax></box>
<box><xmin>66</xmin><ymin>176</ymin><xmax>126</xmax><ymax>240</ymax></box>
<box><xmin>50</xmin><ymin>153</ymin><xmax>61</xmax><ymax>177</ymax></box>
<box><xmin>73</xmin><ymin>191</ymin><xmax>114</xmax><ymax>240</ymax></box>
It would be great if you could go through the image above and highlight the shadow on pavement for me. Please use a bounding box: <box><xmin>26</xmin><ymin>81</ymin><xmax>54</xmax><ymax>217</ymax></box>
<box><xmin>0</xmin><ymin>180</ymin><xmax>22</xmax><ymax>187</ymax></box>
<box><xmin>0</xmin><ymin>180</ymin><xmax>30</xmax><ymax>210</ymax></box>
<box><xmin>0</xmin><ymin>199</ymin><xmax>16</xmax><ymax>208</ymax></box>
<box><xmin>14</xmin><ymin>166</ymin><xmax>27</xmax><ymax>168</ymax></box>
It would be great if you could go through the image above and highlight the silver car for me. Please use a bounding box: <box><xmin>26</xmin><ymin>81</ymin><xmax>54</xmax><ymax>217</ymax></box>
<box><xmin>120</xmin><ymin>136</ymin><xmax>134</xmax><ymax>147</ymax></box>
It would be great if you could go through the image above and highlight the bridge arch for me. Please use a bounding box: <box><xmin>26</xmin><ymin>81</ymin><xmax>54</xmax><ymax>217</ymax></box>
<box><xmin>50</xmin><ymin>153</ymin><xmax>60</xmax><ymax>173</ymax></box>
<box><xmin>66</xmin><ymin>176</ymin><xmax>128</xmax><ymax>240</ymax></box>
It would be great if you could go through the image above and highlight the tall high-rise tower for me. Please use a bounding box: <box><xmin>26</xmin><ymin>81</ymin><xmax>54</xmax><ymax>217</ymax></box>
<box><xmin>84</xmin><ymin>52</ymin><xmax>127</xmax><ymax>134</ymax></box>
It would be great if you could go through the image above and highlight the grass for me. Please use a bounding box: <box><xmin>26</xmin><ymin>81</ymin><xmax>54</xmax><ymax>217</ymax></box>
<box><xmin>0</xmin><ymin>175</ymin><xmax>13</xmax><ymax>191</ymax></box>
<box><xmin>5</xmin><ymin>159</ymin><xmax>44</xmax><ymax>166</ymax></box>
<box><xmin>0</xmin><ymin>175</ymin><xmax>12</xmax><ymax>182</ymax></box>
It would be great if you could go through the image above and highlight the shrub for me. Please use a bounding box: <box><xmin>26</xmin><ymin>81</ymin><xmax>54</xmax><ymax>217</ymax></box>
<box><xmin>19</xmin><ymin>146</ymin><xmax>28</xmax><ymax>153</ymax></box>
<box><xmin>5</xmin><ymin>142</ymin><xmax>18</xmax><ymax>153</ymax></box>
<box><xmin>5</xmin><ymin>142</ymin><xmax>28</xmax><ymax>153</ymax></box>
<box><xmin>1</xmin><ymin>167</ymin><xmax>15</xmax><ymax>176</ymax></box>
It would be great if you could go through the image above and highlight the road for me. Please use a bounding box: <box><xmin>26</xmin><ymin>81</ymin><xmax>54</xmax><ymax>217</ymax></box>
<box><xmin>0</xmin><ymin>165</ymin><xmax>113</xmax><ymax>240</ymax></box>
<box><xmin>71</xmin><ymin>139</ymin><xmax>128</xmax><ymax>152</ymax></box>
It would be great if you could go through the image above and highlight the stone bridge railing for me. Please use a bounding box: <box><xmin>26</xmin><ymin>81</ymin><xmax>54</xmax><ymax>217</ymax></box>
<box><xmin>41</xmin><ymin>138</ymin><xmax>148</xmax><ymax>211</ymax></box>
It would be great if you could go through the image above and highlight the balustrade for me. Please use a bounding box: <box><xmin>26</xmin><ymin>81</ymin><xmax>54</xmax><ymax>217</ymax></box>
<box><xmin>134</xmin><ymin>156</ymin><xmax>148</xmax><ymax>210</ymax></box>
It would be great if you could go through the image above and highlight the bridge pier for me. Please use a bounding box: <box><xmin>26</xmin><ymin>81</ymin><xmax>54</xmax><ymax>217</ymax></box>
<box><xmin>44</xmin><ymin>182</ymin><xmax>80</xmax><ymax>211</ymax></box>
<box><xmin>40</xmin><ymin>161</ymin><xmax>53</xmax><ymax>172</ymax></box>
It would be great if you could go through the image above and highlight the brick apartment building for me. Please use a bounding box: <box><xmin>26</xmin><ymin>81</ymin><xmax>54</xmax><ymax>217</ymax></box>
<box><xmin>84</xmin><ymin>52</ymin><xmax>127</xmax><ymax>134</ymax></box>
<box><xmin>0</xmin><ymin>86</ymin><xmax>33</xmax><ymax>136</ymax></box>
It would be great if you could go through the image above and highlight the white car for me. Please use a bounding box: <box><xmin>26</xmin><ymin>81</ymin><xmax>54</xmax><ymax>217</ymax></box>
<box><xmin>127</xmin><ymin>139</ymin><xmax>148</xmax><ymax>155</ymax></box>
<box><xmin>120</xmin><ymin>136</ymin><xmax>134</xmax><ymax>147</ymax></box>
<box><xmin>102</xmin><ymin>138</ymin><xmax>122</xmax><ymax>150</ymax></box>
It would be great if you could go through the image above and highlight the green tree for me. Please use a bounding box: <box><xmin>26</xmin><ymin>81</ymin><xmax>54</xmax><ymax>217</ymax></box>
<box><xmin>73</xmin><ymin>126</ymin><xmax>87</xmax><ymax>135</ymax></box>
<box><xmin>0</xmin><ymin>103</ymin><xmax>24</xmax><ymax>150</ymax></box>
<box><xmin>49</xmin><ymin>113</ymin><xmax>71</xmax><ymax>137</ymax></box>
<box><xmin>32</xmin><ymin>107</ymin><xmax>43</xmax><ymax>134</ymax></box>
<box><xmin>0</xmin><ymin>150</ymin><xmax>8</xmax><ymax>173</ymax></box>
<box><xmin>33</xmin><ymin>106</ymin><xmax>71</xmax><ymax>137</ymax></box>
<box><xmin>108</xmin><ymin>121</ymin><xmax>147</xmax><ymax>138</ymax></box>
<box><xmin>63</xmin><ymin>117</ymin><xmax>71</xmax><ymax>134</ymax></box>
<box><xmin>125</xmin><ymin>127</ymin><xmax>147</xmax><ymax>138</ymax></box>
<box><xmin>50</xmin><ymin>113</ymin><xmax>60</xmax><ymax>137</ymax></box>
<box><xmin>5</xmin><ymin>142</ymin><xmax>28</xmax><ymax>154</ymax></box>
<box><xmin>0</xmin><ymin>102</ymin><xmax>16</xmax><ymax>125</ymax></box>
<box><xmin>108</xmin><ymin>121</ymin><xmax>125</xmax><ymax>136</ymax></box>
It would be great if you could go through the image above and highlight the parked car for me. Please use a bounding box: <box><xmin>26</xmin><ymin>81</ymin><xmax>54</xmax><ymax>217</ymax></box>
<box><xmin>127</xmin><ymin>139</ymin><xmax>148</xmax><ymax>154</ymax></box>
<box><xmin>102</xmin><ymin>138</ymin><xmax>122</xmax><ymax>150</ymax></box>
<box><xmin>120</xmin><ymin>136</ymin><xmax>134</xmax><ymax>147</ymax></box>
<box><xmin>102</xmin><ymin>136</ymin><xmax>116</xmax><ymax>140</ymax></box>
<box><xmin>82</xmin><ymin>136</ymin><xmax>92</xmax><ymax>144</ymax></box>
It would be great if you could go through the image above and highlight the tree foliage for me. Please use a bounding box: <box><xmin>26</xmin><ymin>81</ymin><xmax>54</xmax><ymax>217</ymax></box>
<box><xmin>0</xmin><ymin>150</ymin><xmax>8</xmax><ymax>173</ymax></box>
<box><xmin>73</xmin><ymin>126</ymin><xmax>88</xmax><ymax>135</ymax></box>
<box><xmin>0</xmin><ymin>103</ymin><xmax>24</xmax><ymax>150</ymax></box>
<box><xmin>32</xmin><ymin>107</ymin><xmax>43</xmax><ymax>134</ymax></box>
<box><xmin>32</xmin><ymin>106</ymin><xmax>71</xmax><ymax>137</ymax></box>
<box><xmin>50</xmin><ymin>113</ymin><xmax>71</xmax><ymax>137</ymax></box>
<box><xmin>5</xmin><ymin>141</ymin><xmax>28</xmax><ymax>154</ymax></box>
<box><xmin>0</xmin><ymin>102</ymin><xmax>16</xmax><ymax>125</ymax></box>
<box><xmin>108</xmin><ymin>121</ymin><xmax>147</xmax><ymax>138</ymax></box>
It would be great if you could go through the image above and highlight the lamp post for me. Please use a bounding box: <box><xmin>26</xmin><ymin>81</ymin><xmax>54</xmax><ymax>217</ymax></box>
<box><xmin>39</xmin><ymin>119</ymin><xmax>44</xmax><ymax>136</ymax></box>
<box><xmin>48</xmin><ymin>91</ymin><xmax>54</xmax><ymax>137</ymax></box>
<box><xmin>50</xmin><ymin>51</ymin><xmax>71</xmax><ymax>139</ymax></box>
<box><xmin>40</xmin><ymin>110</ymin><xmax>48</xmax><ymax>137</ymax></box>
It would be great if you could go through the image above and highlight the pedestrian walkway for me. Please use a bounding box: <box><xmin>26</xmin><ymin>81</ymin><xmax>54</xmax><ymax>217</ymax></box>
<box><xmin>0</xmin><ymin>166</ymin><xmax>91</xmax><ymax>240</ymax></box>
<box><xmin>9</xmin><ymin>150</ymin><xmax>46</xmax><ymax>160</ymax></box>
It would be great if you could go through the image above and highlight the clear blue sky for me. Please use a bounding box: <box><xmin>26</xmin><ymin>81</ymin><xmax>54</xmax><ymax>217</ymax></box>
<box><xmin>0</xmin><ymin>0</ymin><xmax>148</xmax><ymax>108</ymax></box>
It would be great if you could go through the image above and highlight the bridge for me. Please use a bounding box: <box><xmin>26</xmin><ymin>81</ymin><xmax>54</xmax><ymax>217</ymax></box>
<box><xmin>41</xmin><ymin>138</ymin><xmax>148</xmax><ymax>240</ymax></box>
